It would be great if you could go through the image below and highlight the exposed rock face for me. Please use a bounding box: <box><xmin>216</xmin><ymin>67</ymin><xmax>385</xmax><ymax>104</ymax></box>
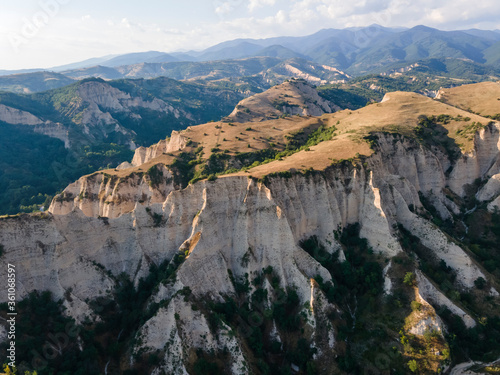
<box><xmin>136</xmin><ymin>294</ymin><xmax>247</xmax><ymax>374</ymax></box>
<box><xmin>0</xmin><ymin>104</ymin><xmax>44</xmax><ymax>126</ymax></box>
<box><xmin>68</xmin><ymin>81</ymin><xmax>194</xmax><ymax>149</ymax></box>
<box><xmin>448</xmin><ymin>123</ymin><xmax>500</xmax><ymax>196</ymax></box>
<box><xmin>1</xmin><ymin>127</ymin><xmax>499</xmax><ymax>372</ymax></box>
<box><xmin>477</xmin><ymin>173</ymin><xmax>500</xmax><ymax>211</ymax></box>
<box><xmin>42</xmin><ymin>129</ymin><xmax>496</xmax><ymax>292</ymax></box>
<box><xmin>131</xmin><ymin>131</ymin><xmax>189</xmax><ymax>166</ymax></box>
<box><xmin>49</xmin><ymin>165</ymin><xmax>175</xmax><ymax>218</ymax></box>
<box><xmin>0</xmin><ymin>79</ymin><xmax>206</xmax><ymax>152</ymax></box>
<box><xmin>75</xmin><ymin>81</ymin><xmax>185</xmax><ymax>119</ymax></box>
<box><xmin>228</xmin><ymin>80</ymin><xmax>341</xmax><ymax>122</ymax></box>
<box><xmin>416</xmin><ymin>271</ymin><xmax>476</xmax><ymax>328</ymax></box>
<box><xmin>408</xmin><ymin>287</ymin><xmax>445</xmax><ymax>336</ymax></box>
<box><xmin>0</xmin><ymin>103</ymin><xmax>70</xmax><ymax>146</ymax></box>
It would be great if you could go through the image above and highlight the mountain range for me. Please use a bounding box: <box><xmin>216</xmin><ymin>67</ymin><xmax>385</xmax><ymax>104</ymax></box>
<box><xmin>2</xmin><ymin>25</ymin><xmax>500</xmax><ymax>77</ymax></box>
<box><xmin>1</xmin><ymin>25</ymin><xmax>500</xmax><ymax>95</ymax></box>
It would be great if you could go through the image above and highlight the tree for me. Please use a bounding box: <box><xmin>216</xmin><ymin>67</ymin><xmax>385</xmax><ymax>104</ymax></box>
<box><xmin>474</xmin><ymin>277</ymin><xmax>486</xmax><ymax>290</ymax></box>
<box><xmin>408</xmin><ymin>359</ymin><xmax>419</xmax><ymax>373</ymax></box>
<box><xmin>404</xmin><ymin>272</ymin><xmax>416</xmax><ymax>286</ymax></box>
<box><xmin>2</xmin><ymin>365</ymin><xmax>20</xmax><ymax>375</ymax></box>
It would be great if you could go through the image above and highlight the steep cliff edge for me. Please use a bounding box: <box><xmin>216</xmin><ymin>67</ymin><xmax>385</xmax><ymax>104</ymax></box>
<box><xmin>0</xmin><ymin>104</ymin><xmax>70</xmax><ymax>146</ymax></box>
<box><xmin>2</xmin><ymin>85</ymin><xmax>500</xmax><ymax>374</ymax></box>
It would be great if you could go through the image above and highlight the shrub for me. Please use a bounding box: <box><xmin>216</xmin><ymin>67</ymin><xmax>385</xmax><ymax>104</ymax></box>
<box><xmin>408</xmin><ymin>359</ymin><xmax>418</xmax><ymax>373</ymax></box>
<box><xmin>146</xmin><ymin>165</ymin><xmax>164</xmax><ymax>187</ymax></box>
<box><xmin>474</xmin><ymin>277</ymin><xmax>486</xmax><ymax>289</ymax></box>
<box><xmin>404</xmin><ymin>272</ymin><xmax>416</xmax><ymax>286</ymax></box>
<box><xmin>411</xmin><ymin>301</ymin><xmax>422</xmax><ymax>311</ymax></box>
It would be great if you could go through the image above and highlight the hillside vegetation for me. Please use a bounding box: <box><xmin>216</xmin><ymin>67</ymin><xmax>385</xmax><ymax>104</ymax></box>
<box><xmin>0</xmin><ymin>77</ymin><xmax>246</xmax><ymax>214</ymax></box>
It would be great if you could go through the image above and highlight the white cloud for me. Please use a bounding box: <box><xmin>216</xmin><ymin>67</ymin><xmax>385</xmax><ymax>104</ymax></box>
<box><xmin>214</xmin><ymin>0</ymin><xmax>244</xmax><ymax>16</ymax></box>
<box><xmin>248</xmin><ymin>0</ymin><xmax>276</xmax><ymax>12</ymax></box>
<box><xmin>275</xmin><ymin>9</ymin><xmax>286</xmax><ymax>24</ymax></box>
<box><xmin>121</xmin><ymin>18</ymin><xmax>131</xmax><ymax>28</ymax></box>
<box><xmin>215</xmin><ymin>1</ymin><xmax>232</xmax><ymax>15</ymax></box>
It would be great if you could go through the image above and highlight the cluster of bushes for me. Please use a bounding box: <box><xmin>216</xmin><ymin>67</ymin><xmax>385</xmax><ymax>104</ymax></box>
<box><xmin>438</xmin><ymin>306</ymin><xmax>500</xmax><ymax>363</ymax></box>
<box><xmin>272</xmin><ymin>99</ymin><xmax>299</xmax><ymax>111</ymax></box>
<box><xmin>467</xmin><ymin>209</ymin><xmax>500</xmax><ymax>277</ymax></box>
<box><xmin>146</xmin><ymin>164</ymin><xmax>164</xmax><ymax>187</ymax></box>
<box><xmin>0</xmin><ymin>251</ymin><xmax>189</xmax><ymax>374</ymax></box>
<box><xmin>0</xmin><ymin>291</ymin><xmax>100</xmax><ymax>375</ymax></box>
<box><xmin>300</xmin><ymin>225</ymin><xmax>391</xmax><ymax>373</ymax></box>
<box><xmin>170</xmin><ymin>152</ymin><xmax>200</xmax><ymax>187</ymax></box>
<box><xmin>204</xmin><ymin>267</ymin><xmax>316</xmax><ymax>375</ymax></box>
<box><xmin>455</xmin><ymin>121</ymin><xmax>493</xmax><ymax>141</ymax></box>
<box><xmin>302</xmin><ymin>226</ymin><xmax>384</xmax><ymax>304</ymax></box>
<box><xmin>317</xmin><ymin>86</ymin><xmax>372</xmax><ymax>109</ymax></box>
<box><xmin>412</xmin><ymin>117</ymin><xmax>462</xmax><ymax>163</ymax></box>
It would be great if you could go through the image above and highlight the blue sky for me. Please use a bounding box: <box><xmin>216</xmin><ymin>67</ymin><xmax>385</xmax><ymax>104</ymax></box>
<box><xmin>1</xmin><ymin>0</ymin><xmax>500</xmax><ymax>70</ymax></box>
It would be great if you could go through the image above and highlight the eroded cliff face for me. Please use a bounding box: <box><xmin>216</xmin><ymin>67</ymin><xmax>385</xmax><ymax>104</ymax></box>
<box><xmin>49</xmin><ymin>165</ymin><xmax>176</xmax><ymax>218</ymax></box>
<box><xmin>67</xmin><ymin>81</ymin><xmax>194</xmax><ymax>149</ymax></box>
<box><xmin>37</xmin><ymin>128</ymin><xmax>499</xmax><ymax>302</ymax></box>
<box><xmin>228</xmin><ymin>79</ymin><xmax>341</xmax><ymax>122</ymax></box>
<box><xmin>1</xmin><ymin>128</ymin><xmax>500</xmax><ymax>373</ymax></box>
<box><xmin>0</xmin><ymin>104</ymin><xmax>70</xmax><ymax>147</ymax></box>
<box><xmin>130</xmin><ymin>131</ymin><xmax>189</xmax><ymax>166</ymax></box>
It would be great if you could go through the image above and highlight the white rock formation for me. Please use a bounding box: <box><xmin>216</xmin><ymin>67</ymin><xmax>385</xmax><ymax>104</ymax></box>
<box><xmin>2</xmin><ymin>126</ymin><xmax>500</xmax><ymax>371</ymax></box>
<box><xmin>416</xmin><ymin>271</ymin><xmax>476</xmax><ymax>328</ymax></box>
<box><xmin>49</xmin><ymin>165</ymin><xmax>175</xmax><ymax>218</ymax></box>
<box><xmin>0</xmin><ymin>103</ymin><xmax>70</xmax><ymax>146</ymax></box>
<box><xmin>131</xmin><ymin>131</ymin><xmax>189</xmax><ymax>166</ymax></box>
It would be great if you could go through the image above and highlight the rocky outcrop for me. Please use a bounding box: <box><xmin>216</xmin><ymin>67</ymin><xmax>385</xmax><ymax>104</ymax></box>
<box><xmin>131</xmin><ymin>131</ymin><xmax>189</xmax><ymax>166</ymax></box>
<box><xmin>49</xmin><ymin>165</ymin><xmax>175</xmax><ymax>218</ymax></box>
<box><xmin>135</xmin><ymin>294</ymin><xmax>247</xmax><ymax>375</ymax></box>
<box><xmin>69</xmin><ymin>81</ymin><xmax>195</xmax><ymax>149</ymax></box>
<box><xmin>416</xmin><ymin>271</ymin><xmax>476</xmax><ymax>328</ymax></box>
<box><xmin>477</xmin><ymin>173</ymin><xmax>500</xmax><ymax>211</ymax></box>
<box><xmin>228</xmin><ymin>80</ymin><xmax>341</xmax><ymax>122</ymax></box>
<box><xmin>0</xmin><ymin>104</ymin><xmax>44</xmax><ymax>125</ymax></box>
<box><xmin>0</xmin><ymin>104</ymin><xmax>70</xmax><ymax>147</ymax></box>
<box><xmin>408</xmin><ymin>287</ymin><xmax>445</xmax><ymax>336</ymax></box>
<box><xmin>76</xmin><ymin>81</ymin><xmax>184</xmax><ymax>118</ymax></box>
<box><xmin>448</xmin><ymin>123</ymin><xmax>500</xmax><ymax>196</ymax></box>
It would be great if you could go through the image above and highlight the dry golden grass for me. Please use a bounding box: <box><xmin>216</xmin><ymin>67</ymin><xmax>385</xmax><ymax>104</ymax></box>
<box><xmin>328</xmin><ymin>91</ymin><xmax>493</xmax><ymax>151</ymax></box>
<box><xmin>437</xmin><ymin>81</ymin><xmax>500</xmax><ymax>117</ymax></box>
<box><xmin>88</xmin><ymin>115</ymin><xmax>322</xmax><ymax>178</ymax></box>
<box><xmin>227</xmin><ymin>91</ymin><xmax>496</xmax><ymax>177</ymax></box>
<box><xmin>182</xmin><ymin>116</ymin><xmax>322</xmax><ymax>157</ymax></box>
<box><xmin>94</xmin><ymin>86</ymin><xmax>498</xmax><ymax>181</ymax></box>
<box><xmin>230</xmin><ymin>134</ymin><xmax>372</xmax><ymax>178</ymax></box>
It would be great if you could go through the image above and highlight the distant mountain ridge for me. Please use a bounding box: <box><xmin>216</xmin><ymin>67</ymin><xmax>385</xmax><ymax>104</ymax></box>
<box><xmin>3</xmin><ymin>25</ymin><xmax>500</xmax><ymax>76</ymax></box>
<box><xmin>1</xmin><ymin>25</ymin><xmax>500</xmax><ymax>92</ymax></box>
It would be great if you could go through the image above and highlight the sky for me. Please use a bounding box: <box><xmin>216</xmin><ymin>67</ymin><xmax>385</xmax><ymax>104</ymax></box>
<box><xmin>1</xmin><ymin>0</ymin><xmax>500</xmax><ymax>70</ymax></box>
